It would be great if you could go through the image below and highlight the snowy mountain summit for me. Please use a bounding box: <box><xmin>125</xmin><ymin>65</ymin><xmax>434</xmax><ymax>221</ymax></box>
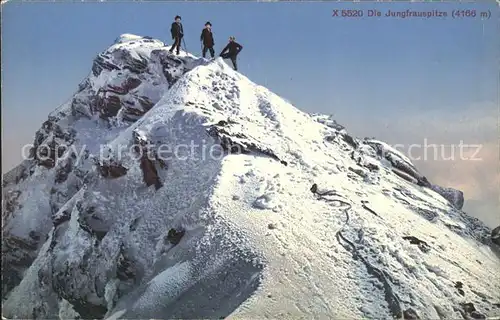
<box><xmin>3</xmin><ymin>34</ymin><xmax>500</xmax><ymax>320</ymax></box>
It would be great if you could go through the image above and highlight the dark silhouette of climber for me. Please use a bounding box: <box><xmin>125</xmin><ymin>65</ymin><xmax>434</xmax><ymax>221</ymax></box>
<box><xmin>220</xmin><ymin>36</ymin><xmax>243</xmax><ymax>71</ymax></box>
<box><xmin>169</xmin><ymin>15</ymin><xmax>184</xmax><ymax>55</ymax></box>
<box><xmin>200</xmin><ymin>21</ymin><xmax>215</xmax><ymax>59</ymax></box>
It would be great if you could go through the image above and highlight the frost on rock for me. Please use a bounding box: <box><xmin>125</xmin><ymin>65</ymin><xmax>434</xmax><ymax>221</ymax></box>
<box><xmin>361</xmin><ymin>139</ymin><xmax>465</xmax><ymax>209</ymax></box>
<box><xmin>253</xmin><ymin>194</ymin><xmax>277</xmax><ymax>210</ymax></box>
<box><xmin>491</xmin><ymin>226</ymin><xmax>500</xmax><ymax>246</ymax></box>
<box><xmin>2</xmin><ymin>34</ymin><xmax>500</xmax><ymax>320</ymax></box>
<box><xmin>310</xmin><ymin>113</ymin><xmax>345</xmax><ymax>131</ymax></box>
<box><xmin>429</xmin><ymin>184</ymin><xmax>464</xmax><ymax>210</ymax></box>
<box><xmin>364</xmin><ymin>139</ymin><xmax>419</xmax><ymax>179</ymax></box>
<box><xmin>1</xmin><ymin>36</ymin><xmax>209</xmax><ymax>304</ymax></box>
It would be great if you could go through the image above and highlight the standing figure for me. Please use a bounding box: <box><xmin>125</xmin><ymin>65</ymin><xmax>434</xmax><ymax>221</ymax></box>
<box><xmin>220</xmin><ymin>36</ymin><xmax>243</xmax><ymax>71</ymax></box>
<box><xmin>200</xmin><ymin>21</ymin><xmax>215</xmax><ymax>59</ymax></box>
<box><xmin>169</xmin><ymin>15</ymin><xmax>184</xmax><ymax>55</ymax></box>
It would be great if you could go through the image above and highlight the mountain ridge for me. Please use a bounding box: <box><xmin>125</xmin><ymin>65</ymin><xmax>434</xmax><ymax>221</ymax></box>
<box><xmin>2</xmin><ymin>33</ymin><xmax>500</xmax><ymax>319</ymax></box>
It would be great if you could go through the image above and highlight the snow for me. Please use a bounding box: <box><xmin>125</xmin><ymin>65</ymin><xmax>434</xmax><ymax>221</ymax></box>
<box><xmin>115</xmin><ymin>34</ymin><xmax>144</xmax><ymax>44</ymax></box>
<box><xmin>132</xmin><ymin>261</ymin><xmax>192</xmax><ymax>311</ymax></box>
<box><xmin>2</xmin><ymin>34</ymin><xmax>500</xmax><ymax>320</ymax></box>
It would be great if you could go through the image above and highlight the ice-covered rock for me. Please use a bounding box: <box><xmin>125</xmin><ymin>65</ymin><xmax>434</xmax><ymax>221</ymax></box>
<box><xmin>492</xmin><ymin>226</ymin><xmax>500</xmax><ymax>246</ymax></box>
<box><xmin>360</xmin><ymin>139</ymin><xmax>465</xmax><ymax>209</ymax></box>
<box><xmin>310</xmin><ymin>113</ymin><xmax>345</xmax><ymax>131</ymax></box>
<box><xmin>429</xmin><ymin>184</ymin><xmax>465</xmax><ymax>210</ymax></box>
<box><xmin>253</xmin><ymin>194</ymin><xmax>277</xmax><ymax>210</ymax></box>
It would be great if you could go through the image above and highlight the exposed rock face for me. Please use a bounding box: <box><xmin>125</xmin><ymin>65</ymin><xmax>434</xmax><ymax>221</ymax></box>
<box><xmin>317</xmin><ymin>129</ymin><xmax>466</xmax><ymax>211</ymax></box>
<box><xmin>360</xmin><ymin>139</ymin><xmax>464</xmax><ymax>210</ymax></box>
<box><xmin>73</xmin><ymin>44</ymin><xmax>202</xmax><ymax>123</ymax></box>
<box><xmin>402</xmin><ymin>236</ymin><xmax>431</xmax><ymax>253</ymax></box>
<box><xmin>138</xmin><ymin>156</ymin><xmax>162</xmax><ymax>189</ymax></box>
<box><xmin>403</xmin><ymin>308</ymin><xmax>420</xmax><ymax>319</ymax></box>
<box><xmin>132</xmin><ymin>130</ymin><xmax>166</xmax><ymax>190</ymax></box>
<box><xmin>1</xmin><ymin>233</ymin><xmax>40</xmax><ymax>297</ymax></box>
<box><xmin>3</xmin><ymin>189</ymin><xmax>22</xmax><ymax>224</ymax></box>
<box><xmin>455</xmin><ymin>281</ymin><xmax>465</xmax><ymax>296</ymax></box>
<box><xmin>459</xmin><ymin>302</ymin><xmax>487</xmax><ymax>319</ymax></box>
<box><xmin>310</xmin><ymin>113</ymin><xmax>345</xmax><ymax>131</ymax></box>
<box><xmin>492</xmin><ymin>226</ymin><xmax>500</xmax><ymax>246</ymax></box>
<box><xmin>429</xmin><ymin>185</ymin><xmax>465</xmax><ymax>210</ymax></box>
<box><xmin>98</xmin><ymin>160</ymin><xmax>128</xmax><ymax>179</ymax></box>
<box><xmin>1</xmin><ymin>35</ymin><xmax>205</xmax><ymax>306</ymax></box>
<box><xmin>207</xmin><ymin>121</ymin><xmax>288</xmax><ymax>166</ymax></box>
<box><xmin>30</xmin><ymin>119</ymin><xmax>77</xmax><ymax>169</ymax></box>
<box><xmin>166</xmin><ymin>228</ymin><xmax>185</xmax><ymax>245</ymax></box>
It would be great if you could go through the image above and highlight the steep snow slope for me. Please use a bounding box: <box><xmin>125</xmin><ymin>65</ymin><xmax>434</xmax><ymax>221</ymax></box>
<box><xmin>2</xmin><ymin>34</ymin><xmax>500</xmax><ymax>320</ymax></box>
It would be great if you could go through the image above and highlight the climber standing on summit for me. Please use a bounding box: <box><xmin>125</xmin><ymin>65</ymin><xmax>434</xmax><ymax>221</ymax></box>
<box><xmin>220</xmin><ymin>36</ymin><xmax>243</xmax><ymax>71</ymax></box>
<box><xmin>200</xmin><ymin>21</ymin><xmax>215</xmax><ymax>59</ymax></box>
<box><xmin>169</xmin><ymin>15</ymin><xmax>184</xmax><ymax>55</ymax></box>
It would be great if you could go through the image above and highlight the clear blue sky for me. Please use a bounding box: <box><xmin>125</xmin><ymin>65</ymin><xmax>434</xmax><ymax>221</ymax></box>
<box><xmin>2</xmin><ymin>1</ymin><xmax>499</xmax><ymax>226</ymax></box>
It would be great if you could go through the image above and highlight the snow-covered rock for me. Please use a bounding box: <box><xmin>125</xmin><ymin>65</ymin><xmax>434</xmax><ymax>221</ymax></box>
<box><xmin>2</xmin><ymin>34</ymin><xmax>500</xmax><ymax>320</ymax></box>
<box><xmin>362</xmin><ymin>139</ymin><xmax>465</xmax><ymax>210</ymax></box>
<box><xmin>310</xmin><ymin>113</ymin><xmax>345</xmax><ymax>131</ymax></box>
<box><xmin>492</xmin><ymin>226</ymin><xmax>500</xmax><ymax>246</ymax></box>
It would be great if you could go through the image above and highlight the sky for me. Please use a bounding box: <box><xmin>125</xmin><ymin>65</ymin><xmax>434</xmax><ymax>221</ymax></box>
<box><xmin>2</xmin><ymin>1</ymin><xmax>499</xmax><ymax>227</ymax></box>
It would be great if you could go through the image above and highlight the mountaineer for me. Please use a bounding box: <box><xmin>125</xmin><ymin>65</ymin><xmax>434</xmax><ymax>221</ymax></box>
<box><xmin>220</xmin><ymin>36</ymin><xmax>243</xmax><ymax>71</ymax></box>
<box><xmin>200</xmin><ymin>21</ymin><xmax>215</xmax><ymax>59</ymax></box>
<box><xmin>169</xmin><ymin>15</ymin><xmax>184</xmax><ymax>55</ymax></box>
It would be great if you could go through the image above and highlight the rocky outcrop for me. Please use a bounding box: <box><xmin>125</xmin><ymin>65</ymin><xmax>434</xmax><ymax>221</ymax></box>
<box><xmin>97</xmin><ymin>160</ymin><xmax>128</xmax><ymax>179</ymax></box>
<box><xmin>311</xmin><ymin>113</ymin><xmax>345</xmax><ymax>131</ymax></box>
<box><xmin>116</xmin><ymin>244</ymin><xmax>138</xmax><ymax>282</ymax></box>
<box><xmin>150</xmin><ymin>49</ymin><xmax>190</xmax><ymax>88</ymax></box>
<box><xmin>30</xmin><ymin>118</ymin><xmax>77</xmax><ymax>169</ymax></box>
<box><xmin>98</xmin><ymin>94</ymin><xmax>122</xmax><ymax>118</ymax></box>
<box><xmin>2</xmin><ymin>189</ymin><xmax>45</xmax><ymax>298</ymax></box>
<box><xmin>3</xmin><ymin>189</ymin><xmax>22</xmax><ymax>225</ymax></box>
<box><xmin>402</xmin><ymin>236</ymin><xmax>431</xmax><ymax>253</ymax></box>
<box><xmin>207</xmin><ymin>121</ymin><xmax>288</xmax><ymax>166</ymax></box>
<box><xmin>403</xmin><ymin>308</ymin><xmax>420</xmax><ymax>319</ymax></box>
<box><xmin>52</xmin><ymin>263</ymin><xmax>108</xmax><ymax>319</ymax></box>
<box><xmin>139</xmin><ymin>156</ymin><xmax>162</xmax><ymax>189</ymax></box>
<box><xmin>54</xmin><ymin>158</ymin><xmax>73</xmax><ymax>184</ymax></box>
<box><xmin>122</xmin><ymin>96</ymin><xmax>155</xmax><ymax>122</ymax></box>
<box><xmin>455</xmin><ymin>281</ymin><xmax>465</xmax><ymax>296</ymax></box>
<box><xmin>364</xmin><ymin>140</ymin><xmax>424</xmax><ymax>182</ymax></box>
<box><xmin>355</xmin><ymin>138</ymin><xmax>464</xmax><ymax>210</ymax></box>
<box><xmin>45</xmin><ymin>200</ymin><xmax>110</xmax><ymax>319</ymax></box>
<box><xmin>132</xmin><ymin>130</ymin><xmax>166</xmax><ymax>190</ymax></box>
<box><xmin>2</xmin><ymin>36</ymin><xmax>208</xmax><ymax>307</ymax></box>
<box><xmin>91</xmin><ymin>48</ymin><xmax>149</xmax><ymax>76</ymax></box>
<box><xmin>459</xmin><ymin>302</ymin><xmax>487</xmax><ymax>319</ymax></box>
<box><xmin>166</xmin><ymin>228</ymin><xmax>185</xmax><ymax>245</ymax></box>
<box><xmin>2</xmin><ymin>160</ymin><xmax>33</xmax><ymax>187</ymax></box>
<box><xmin>429</xmin><ymin>185</ymin><xmax>464</xmax><ymax>210</ymax></box>
<box><xmin>77</xmin><ymin>205</ymin><xmax>111</xmax><ymax>241</ymax></box>
<box><xmin>1</xmin><ymin>233</ymin><xmax>41</xmax><ymax>297</ymax></box>
<box><xmin>491</xmin><ymin>226</ymin><xmax>500</xmax><ymax>246</ymax></box>
<box><xmin>1</xmin><ymin>36</ymin><xmax>202</xmax><ymax>308</ymax></box>
<box><xmin>73</xmin><ymin>37</ymin><xmax>204</xmax><ymax>123</ymax></box>
<box><xmin>92</xmin><ymin>53</ymin><xmax>120</xmax><ymax>77</ymax></box>
<box><xmin>341</xmin><ymin>132</ymin><xmax>359</xmax><ymax>149</ymax></box>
